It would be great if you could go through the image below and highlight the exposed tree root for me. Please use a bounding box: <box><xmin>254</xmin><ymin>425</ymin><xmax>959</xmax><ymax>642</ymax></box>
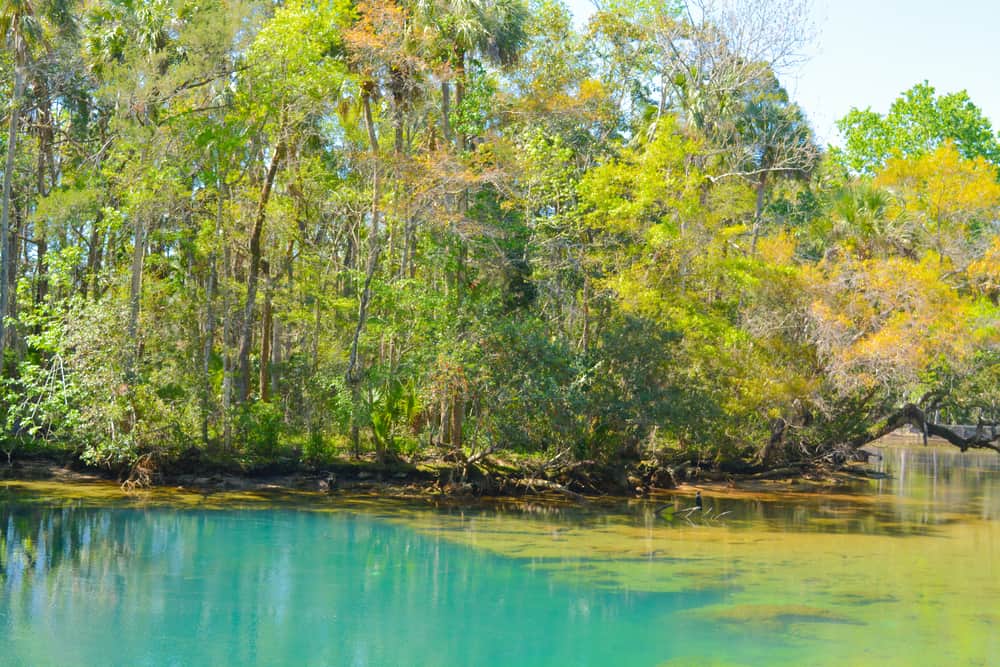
<box><xmin>121</xmin><ymin>452</ymin><xmax>159</xmax><ymax>492</ymax></box>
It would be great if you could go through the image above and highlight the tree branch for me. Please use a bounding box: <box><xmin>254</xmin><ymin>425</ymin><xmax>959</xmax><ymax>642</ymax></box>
<box><xmin>849</xmin><ymin>403</ymin><xmax>1000</xmax><ymax>454</ymax></box>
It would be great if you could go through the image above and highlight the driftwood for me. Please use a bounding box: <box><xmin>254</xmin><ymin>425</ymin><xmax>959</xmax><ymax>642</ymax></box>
<box><xmin>514</xmin><ymin>478</ymin><xmax>589</xmax><ymax>504</ymax></box>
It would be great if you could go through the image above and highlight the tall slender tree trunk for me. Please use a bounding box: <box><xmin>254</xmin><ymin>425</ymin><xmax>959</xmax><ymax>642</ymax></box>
<box><xmin>9</xmin><ymin>201</ymin><xmax>22</xmax><ymax>350</ymax></box>
<box><xmin>34</xmin><ymin>80</ymin><xmax>54</xmax><ymax>306</ymax></box>
<box><xmin>236</xmin><ymin>140</ymin><xmax>285</xmax><ymax>402</ymax></box>
<box><xmin>450</xmin><ymin>394</ymin><xmax>463</xmax><ymax>451</ymax></box>
<box><xmin>221</xmin><ymin>242</ymin><xmax>234</xmax><ymax>451</ymax></box>
<box><xmin>348</xmin><ymin>94</ymin><xmax>381</xmax><ymax>460</ymax></box>
<box><xmin>268</xmin><ymin>238</ymin><xmax>294</xmax><ymax>401</ymax></box>
<box><xmin>85</xmin><ymin>211</ymin><xmax>104</xmax><ymax>300</ymax></box>
<box><xmin>440</xmin><ymin>82</ymin><xmax>453</xmax><ymax>145</ymax></box>
<box><xmin>454</xmin><ymin>50</ymin><xmax>467</xmax><ymax>151</ymax></box>
<box><xmin>362</xmin><ymin>91</ymin><xmax>379</xmax><ymax>157</ymax></box>
<box><xmin>201</xmin><ymin>181</ymin><xmax>224</xmax><ymax>445</ymax></box>
<box><xmin>455</xmin><ymin>79</ymin><xmax>466</xmax><ymax>152</ymax></box>
<box><xmin>448</xmin><ymin>53</ymin><xmax>470</xmax><ymax>450</ymax></box>
<box><xmin>202</xmin><ymin>258</ymin><xmax>217</xmax><ymax>444</ymax></box>
<box><xmin>126</xmin><ymin>217</ymin><xmax>147</xmax><ymax>381</ymax></box>
<box><xmin>439</xmin><ymin>396</ymin><xmax>450</xmax><ymax>446</ymax></box>
<box><xmin>391</xmin><ymin>68</ymin><xmax>405</xmax><ymax>155</ymax></box>
<box><xmin>259</xmin><ymin>260</ymin><xmax>272</xmax><ymax>402</ymax></box>
<box><xmin>0</xmin><ymin>63</ymin><xmax>24</xmax><ymax>360</ymax></box>
<box><xmin>751</xmin><ymin>171</ymin><xmax>767</xmax><ymax>256</ymax></box>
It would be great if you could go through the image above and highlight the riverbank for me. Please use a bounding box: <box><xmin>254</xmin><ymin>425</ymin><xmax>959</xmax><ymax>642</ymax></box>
<box><xmin>0</xmin><ymin>446</ymin><xmax>889</xmax><ymax>504</ymax></box>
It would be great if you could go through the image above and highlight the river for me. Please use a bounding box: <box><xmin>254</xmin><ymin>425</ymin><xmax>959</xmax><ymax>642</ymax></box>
<box><xmin>1</xmin><ymin>442</ymin><xmax>998</xmax><ymax>666</ymax></box>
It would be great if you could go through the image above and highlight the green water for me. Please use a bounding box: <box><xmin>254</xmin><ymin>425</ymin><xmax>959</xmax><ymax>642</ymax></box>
<box><xmin>1</xmin><ymin>443</ymin><xmax>998</xmax><ymax>666</ymax></box>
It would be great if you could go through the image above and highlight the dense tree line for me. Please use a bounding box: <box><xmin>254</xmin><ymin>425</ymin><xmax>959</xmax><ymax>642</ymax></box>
<box><xmin>1</xmin><ymin>0</ymin><xmax>999</xmax><ymax>475</ymax></box>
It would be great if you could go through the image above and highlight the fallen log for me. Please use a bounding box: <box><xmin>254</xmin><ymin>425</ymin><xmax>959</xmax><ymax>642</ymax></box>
<box><xmin>749</xmin><ymin>465</ymin><xmax>804</xmax><ymax>480</ymax></box>
<box><xmin>849</xmin><ymin>403</ymin><xmax>1000</xmax><ymax>454</ymax></box>
<box><xmin>514</xmin><ymin>478</ymin><xmax>589</xmax><ymax>504</ymax></box>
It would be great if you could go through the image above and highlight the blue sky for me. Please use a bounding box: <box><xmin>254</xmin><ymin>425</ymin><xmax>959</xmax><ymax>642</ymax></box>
<box><xmin>563</xmin><ymin>0</ymin><xmax>1000</xmax><ymax>145</ymax></box>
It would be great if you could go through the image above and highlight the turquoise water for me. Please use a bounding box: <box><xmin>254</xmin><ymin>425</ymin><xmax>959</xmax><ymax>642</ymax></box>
<box><xmin>1</xmin><ymin>507</ymin><xmax>734</xmax><ymax>666</ymax></box>
<box><xmin>2</xmin><ymin>443</ymin><xmax>999</xmax><ymax>666</ymax></box>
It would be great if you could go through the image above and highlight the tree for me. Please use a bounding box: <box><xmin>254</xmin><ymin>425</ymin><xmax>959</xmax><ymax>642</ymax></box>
<box><xmin>4</xmin><ymin>0</ymin><xmax>1000</xmax><ymax>480</ymax></box>
<box><xmin>233</xmin><ymin>0</ymin><xmax>350</xmax><ymax>402</ymax></box>
<box><xmin>654</xmin><ymin>0</ymin><xmax>813</xmax><ymax>136</ymax></box>
<box><xmin>874</xmin><ymin>141</ymin><xmax>1000</xmax><ymax>262</ymax></box>
<box><xmin>412</xmin><ymin>0</ymin><xmax>528</xmax><ymax>150</ymax></box>
<box><xmin>836</xmin><ymin>81</ymin><xmax>1000</xmax><ymax>175</ymax></box>
<box><xmin>1</xmin><ymin>0</ymin><xmax>41</xmax><ymax>359</ymax></box>
<box><xmin>728</xmin><ymin>72</ymin><xmax>817</xmax><ymax>251</ymax></box>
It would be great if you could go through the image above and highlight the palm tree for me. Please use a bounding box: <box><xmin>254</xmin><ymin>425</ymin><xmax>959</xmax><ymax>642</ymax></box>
<box><xmin>411</xmin><ymin>0</ymin><xmax>527</xmax><ymax>150</ymax></box>
<box><xmin>831</xmin><ymin>183</ymin><xmax>912</xmax><ymax>258</ymax></box>
<box><xmin>732</xmin><ymin>73</ymin><xmax>817</xmax><ymax>253</ymax></box>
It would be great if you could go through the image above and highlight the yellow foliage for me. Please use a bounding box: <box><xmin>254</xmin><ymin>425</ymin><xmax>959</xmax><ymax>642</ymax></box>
<box><xmin>757</xmin><ymin>231</ymin><xmax>796</xmax><ymax>266</ymax></box>
<box><xmin>875</xmin><ymin>141</ymin><xmax>1000</xmax><ymax>229</ymax></box>
<box><xmin>967</xmin><ymin>235</ymin><xmax>1000</xmax><ymax>301</ymax></box>
<box><xmin>808</xmin><ymin>252</ymin><xmax>981</xmax><ymax>390</ymax></box>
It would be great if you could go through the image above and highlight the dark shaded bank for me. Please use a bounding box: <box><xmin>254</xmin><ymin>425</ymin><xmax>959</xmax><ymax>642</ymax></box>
<box><xmin>0</xmin><ymin>445</ymin><xmax>883</xmax><ymax>501</ymax></box>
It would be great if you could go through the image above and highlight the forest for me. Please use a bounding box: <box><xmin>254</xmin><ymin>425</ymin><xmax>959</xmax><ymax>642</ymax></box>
<box><xmin>2</xmin><ymin>0</ymin><xmax>1000</xmax><ymax>486</ymax></box>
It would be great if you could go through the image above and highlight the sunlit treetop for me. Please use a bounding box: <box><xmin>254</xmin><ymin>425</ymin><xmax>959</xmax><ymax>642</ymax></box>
<box><xmin>835</xmin><ymin>81</ymin><xmax>1000</xmax><ymax>176</ymax></box>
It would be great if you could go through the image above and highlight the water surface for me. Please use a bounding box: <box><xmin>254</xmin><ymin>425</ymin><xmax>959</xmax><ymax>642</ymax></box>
<box><xmin>2</xmin><ymin>443</ymin><xmax>998</xmax><ymax>666</ymax></box>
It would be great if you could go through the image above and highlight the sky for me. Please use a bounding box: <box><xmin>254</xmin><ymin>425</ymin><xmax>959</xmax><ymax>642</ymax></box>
<box><xmin>563</xmin><ymin>0</ymin><xmax>1000</xmax><ymax>145</ymax></box>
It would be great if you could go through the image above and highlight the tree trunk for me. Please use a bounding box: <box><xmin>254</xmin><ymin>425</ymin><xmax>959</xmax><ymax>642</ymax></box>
<box><xmin>455</xmin><ymin>78</ymin><xmax>466</xmax><ymax>152</ymax></box>
<box><xmin>346</xmin><ymin>223</ymin><xmax>381</xmax><ymax>457</ymax></box>
<box><xmin>757</xmin><ymin>418</ymin><xmax>787</xmax><ymax>466</ymax></box>
<box><xmin>221</xmin><ymin>241</ymin><xmax>234</xmax><ymax>451</ymax></box>
<box><xmin>259</xmin><ymin>260</ymin><xmax>272</xmax><ymax>403</ymax></box>
<box><xmin>34</xmin><ymin>78</ymin><xmax>55</xmax><ymax>306</ymax></box>
<box><xmin>0</xmin><ymin>63</ymin><xmax>24</xmax><ymax>360</ymax></box>
<box><xmin>362</xmin><ymin>92</ymin><xmax>379</xmax><ymax>155</ymax></box>
<box><xmin>439</xmin><ymin>395</ymin><xmax>450</xmax><ymax>446</ymax></box>
<box><xmin>202</xmin><ymin>257</ymin><xmax>217</xmax><ymax>444</ymax></box>
<box><xmin>236</xmin><ymin>140</ymin><xmax>285</xmax><ymax>402</ymax></box>
<box><xmin>9</xmin><ymin>201</ymin><xmax>22</xmax><ymax>351</ymax></box>
<box><xmin>85</xmin><ymin>218</ymin><xmax>104</xmax><ymax>300</ymax></box>
<box><xmin>201</xmin><ymin>183</ymin><xmax>223</xmax><ymax>445</ymax></box>
<box><xmin>126</xmin><ymin>216</ymin><xmax>147</xmax><ymax>381</ymax></box>
<box><xmin>454</xmin><ymin>48</ymin><xmax>468</xmax><ymax>151</ymax></box>
<box><xmin>347</xmin><ymin>94</ymin><xmax>383</xmax><ymax>459</ymax></box>
<box><xmin>440</xmin><ymin>81</ymin><xmax>453</xmax><ymax>145</ymax></box>
<box><xmin>750</xmin><ymin>171</ymin><xmax>767</xmax><ymax>256</ymax></box>
<box><xmin>450</xmin><ymin>393</ymin><xmax>463</xmax><ymax>450</ymax></box>
<box><xmin>391</xmin><ymin>68</ymin><xmax>405</xmax><ymax>155</ymax></box>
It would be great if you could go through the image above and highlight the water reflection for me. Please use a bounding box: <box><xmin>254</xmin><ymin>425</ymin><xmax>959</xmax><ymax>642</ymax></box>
<box><xmin>363</xmin><ymin>443</ymin><xmax>1000</xmax><ymax>539</ymax></box>
<box><xmin>871</xmin><ymin>442</ymin><xmax>1000</xmax><ymax>520</ymax></box>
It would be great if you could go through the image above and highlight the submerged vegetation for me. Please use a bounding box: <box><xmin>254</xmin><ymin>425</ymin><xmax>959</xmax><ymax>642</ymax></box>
<box><xmin>0</xmin><ymin>0</ymin><xmax>999</xmax><ymax>486</ymax></box>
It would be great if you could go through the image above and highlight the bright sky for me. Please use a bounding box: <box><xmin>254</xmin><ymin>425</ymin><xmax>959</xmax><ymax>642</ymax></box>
<box><xmin>564</xmin><ymin>0</ymin><xmax>1000</xmax><ymax>145</ymax></box>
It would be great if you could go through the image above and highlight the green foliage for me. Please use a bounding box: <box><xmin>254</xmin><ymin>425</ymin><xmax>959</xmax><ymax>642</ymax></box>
<box><xmin>835</xmin><ymin>81</ymin><xmax>1000</xmax><ymax>175</ymax></box>
<box><xmin>451</xmin><ymin>62</ymin><xmax>498</xmax><ymax>140</ymax></box>
<box><xmin>235</xmin><ymin>402</ymin><xmax>284</xmax><ymax>461</ymax></box>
